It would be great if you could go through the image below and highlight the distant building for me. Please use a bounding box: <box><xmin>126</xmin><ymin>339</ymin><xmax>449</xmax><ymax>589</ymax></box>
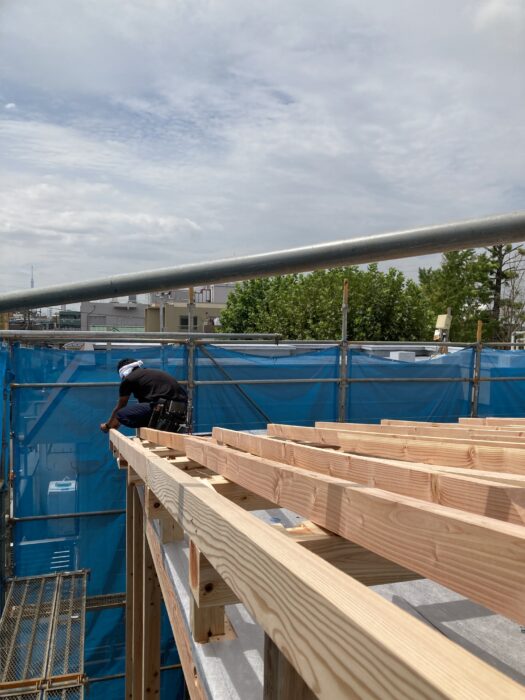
<box><xmin>57</xmin><ymin>310</ymin><xmax>81</xmax><ymax>330</ymax></box>
<box><xmin>80</xmin><ymin>298</ymin><xmax>147</xmax><ymax>332</ymax></box>
<box><xmin>149</xmin><ymin>284</ymin><xmax>235</xmax><ymax>306</ymax></box>
<box><xmin>146</xmin><ymin>285</ymin><xmax>235</xmax><ymax>332</ymax></box>
<box><xmin>145</xmin><ymin>302</ymin><xmax>225</xmax><ymax>332</ymax></box>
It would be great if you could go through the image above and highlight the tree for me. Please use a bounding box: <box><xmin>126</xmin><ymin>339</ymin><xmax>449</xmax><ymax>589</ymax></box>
<box><xmin>418</xmin><ymin>246</ymin><xmax>525</xmax><ymax>342</ymax></box>
<box><xmin>485</xmin><ymin>244</ymin><xmax>525</xmax><ymax>341</ymax></box>
<box><xmin>220</xmin><ymin>265</ymin><xmax>433</xmax><ymax>340</ymax></box>
<box><xmin>419</xmin><ymin>250</ymin><xmax>493</xmax><ymax>341</ymax></box>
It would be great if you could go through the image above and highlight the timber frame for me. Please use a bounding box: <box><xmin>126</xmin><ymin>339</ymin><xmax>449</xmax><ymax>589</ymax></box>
<box><xmin>111</xmin><ymin>417</ymin><xmax>525</xmax><ymax>699</ymax></box>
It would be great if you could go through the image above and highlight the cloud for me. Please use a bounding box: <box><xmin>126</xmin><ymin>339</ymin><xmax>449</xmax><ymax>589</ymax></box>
<box><xmin>4</xmin><ymin>103</ymin><xmax>16</xmax><ymax>110</ymax></box>
<box><xmin>0</xmin><ymin>0</ymin><xmax>523</xmax><ymax>296</ymax></box>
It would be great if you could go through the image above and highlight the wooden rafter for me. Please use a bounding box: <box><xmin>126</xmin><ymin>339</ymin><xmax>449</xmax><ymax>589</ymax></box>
<box><xmin>112</xmin><ymin>430</ymin><xmax>524</xmax><ymax>700</ymax></box>
<box><xmin>267</xmin><ymin>423</ymin><xmax>525</xmax><ymax>474</ymax></box>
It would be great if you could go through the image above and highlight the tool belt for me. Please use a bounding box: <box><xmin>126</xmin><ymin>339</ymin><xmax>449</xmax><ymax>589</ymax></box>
<box><xmin>148</xmin><ymin>398</ymin><xmax>187</xmax><ymax>432</ymax></box>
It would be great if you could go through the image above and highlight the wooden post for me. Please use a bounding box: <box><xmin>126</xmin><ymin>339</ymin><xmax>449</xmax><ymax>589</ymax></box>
<box><xmin>471</xmin><ymin>320</ymin><xmax>483</xmax><ymax>417</ymax></box>
<box><xmin>125</xmin><ymin>482</ymin><xmax>134</xmax><ymax>700</ymax></box>
<box><xmin>263</xmin><ymin>634</ymin><xmax>316</xmax><ymax>699</ymax></box>
<box><xmin>189</xmin><ymin>540</ymin><xmax>227</xmax><ymax>642</ymax></box>
<box><xmin>338</xmin><ymin>279</ymin><xmax>349</xmax><ymax>422</ymax></box>
<box><xmin>131</xmin><ymin>487</ymin><xmax>144</xmax><ymax>697</ymax></box>
<box><xmin>145</xmin><ymin>487</ymin><xmax>184</xmax><ymax>543</ymax></box>
<box><xmin>142</xmin><ymin>528</ymin><xmax>161</xmax><ymax>697</ymax></box>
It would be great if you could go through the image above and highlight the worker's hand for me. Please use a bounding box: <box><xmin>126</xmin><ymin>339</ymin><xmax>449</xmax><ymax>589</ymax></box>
<box><xmin>100</xmin><ymin>422</ymin><xmax>110</xmax><ymax>433</ymax></box>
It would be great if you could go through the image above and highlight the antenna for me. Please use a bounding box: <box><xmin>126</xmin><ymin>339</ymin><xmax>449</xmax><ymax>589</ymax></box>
<box><xmin>30</xmin><ymin>265</ymin><xmax>34</xmax><ymax>289</ymax></box>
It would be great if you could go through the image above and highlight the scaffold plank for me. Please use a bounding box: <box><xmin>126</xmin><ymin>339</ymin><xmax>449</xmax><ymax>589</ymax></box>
<box><xmin>111</xmin><ymin>430</ymin><xmax>525</xmax><ymax>700</ymax></box>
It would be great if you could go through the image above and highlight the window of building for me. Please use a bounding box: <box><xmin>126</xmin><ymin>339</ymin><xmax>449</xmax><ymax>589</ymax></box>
<box><xmin>179</xmin><ymin>315</ymin><xmax>198</xmax><ymax>331</ymax></box>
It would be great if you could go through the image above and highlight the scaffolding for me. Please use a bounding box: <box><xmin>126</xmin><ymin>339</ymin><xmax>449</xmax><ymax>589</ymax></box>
<box><xmin>0</xmin><ymin>571</ymin><xmax>87</xmax><ymax>698</ymax></box>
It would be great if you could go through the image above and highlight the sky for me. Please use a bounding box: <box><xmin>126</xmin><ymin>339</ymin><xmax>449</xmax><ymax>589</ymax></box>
<box><xmin>0</xmin><ymin>0</ymin><xmax>524</xmax><ymax>297</ymax></box>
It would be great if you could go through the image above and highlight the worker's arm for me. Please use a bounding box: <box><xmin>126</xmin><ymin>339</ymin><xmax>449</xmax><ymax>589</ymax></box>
<box><xmin>100</xmin><ymin>395</ymin><xmax>129</xmax><ymax>432</ymax></box>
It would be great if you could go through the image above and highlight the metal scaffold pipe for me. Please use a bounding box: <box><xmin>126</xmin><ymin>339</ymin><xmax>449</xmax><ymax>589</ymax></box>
<box><xmin>0</xmin><ymin>211</ymin><xmax>524</xmax><ymax>312</ymax></box>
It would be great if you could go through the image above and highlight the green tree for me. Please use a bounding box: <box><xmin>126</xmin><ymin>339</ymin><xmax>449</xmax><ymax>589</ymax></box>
<box><xmin>418</xmin><ymin>250</ymin><xmax>493</xmax><ymax>341</ymax></box>
<box><xmin>419</xmin><ymin>246</ymin><xmax>525</xmax><ymax>342</ymax></box>
<box><xmin>220</xmin><ymin>266</ymin><xmax>433</xmax><ymax>340</ymax></box>
<box><xmin>485</xmin><ymin>244</ymin><xmax>525</xmax><ymax>341</ymax></box>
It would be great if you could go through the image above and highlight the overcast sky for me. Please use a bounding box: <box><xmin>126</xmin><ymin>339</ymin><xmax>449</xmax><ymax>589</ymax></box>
<box><xmin>1</xmin><ymin>0</ymin><xmax>524</xmax><ymax>297</ymax></box>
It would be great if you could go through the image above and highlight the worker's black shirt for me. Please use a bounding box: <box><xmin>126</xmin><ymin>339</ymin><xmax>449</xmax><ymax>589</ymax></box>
<box><xmin>119</xmin><ymin>368</ymin><xmax>187</xmax><ymax>404</ymax></box>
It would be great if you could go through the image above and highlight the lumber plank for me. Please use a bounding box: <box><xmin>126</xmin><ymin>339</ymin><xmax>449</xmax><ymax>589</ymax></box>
<box><xmin>144</xmin><ymin>508</ymin><xmax>208</xmax><ymax>700</ymax></box>
<box><xmin>185</xmin><ymin>436</ymin><xmax>525</xmax><ymax>624</ymax></box>
<box><xmin>460</xmin><ymin>417</ymin><xmax>525</xmax><ymax>426</ymax></box>
<box><xmin>382</xmin><ymin>419</ymin><xmax>525</xmax><ymax>435</ymax></box>
<box><xmin>318</xmin><ymin>421</ymin><xmax>525</xmax><ymax>444</ymax></box>
<box><xmin>144</xmin><ymin>425</ymin><xmax>525</xmax><ymax>487</ymax></box>
<box><xmin>267</xmin><ymin>423</ymin><xmax>525</xmax><ymax>474</ymax></box>
<box><xmin>111</xmin><ymin>430</ymin><xmax>525</xmax><ymax>700</ymax></box>
<box><xmin>140</xmin><ymin>427</ymin><xmax>188</xmax><ymax>452</ymax></box>
<box><xmin>264</xmin><ymin>634</ymin><xmax>316</xmax><ymax>700</ymax></box>
<box><xmin>213</xmin><ymin>428</ymin><xmax>525</xmax><ymax>525</ymax></box>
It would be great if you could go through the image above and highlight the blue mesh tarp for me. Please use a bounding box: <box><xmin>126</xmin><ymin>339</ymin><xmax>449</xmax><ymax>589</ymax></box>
<box><xmin>347</xmin><ymin>348</ymin><xmax>475</xmax><ymax>423</ymax></box>
<box><xmin>479</xmin><ymin>348</ymin><xmax>525</xmax><ymax>417</ymax></box>
<box><xmin>10</xmin><ymin>344</ymin><xmax>187</xmax><ymax>699</ymax></box>
<box><xmin>194</xmin><ymin>345</ymin><xmax>339</xmax><ymax>431</ymax></box>
<box><xmin>4</xmin><ymin>341</ymin><xmax>525</xmax><ymax>699</ymax></box>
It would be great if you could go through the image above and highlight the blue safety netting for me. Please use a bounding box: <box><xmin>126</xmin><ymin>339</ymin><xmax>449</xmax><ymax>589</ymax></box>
<box><xmin>2</xmin><ymin>341</ymin><xmax>525</xmax><ymax>699</ymax></box>
<box><xmin>347</xmin><ymin>348</ymin><xmax>475</xmax><ymax>423</ymax></box>
<box><xmin>478</xmin><ymin>348</ymin><xmax>525</xmax><ymax>417</ymax></box>
<box><xmin>194</xmin><ymin>345</ymin><xmax>339</xmax><ymax>431</ymax></box>
<box><xmin>0</xmin><ymin>346</ymin><xmax>8</xmax><ymax>607</ymax></box>
<box><xmin>9</xmin><ymin>344</ymin><xmax>186</xmax><ymax>699</ymax></box>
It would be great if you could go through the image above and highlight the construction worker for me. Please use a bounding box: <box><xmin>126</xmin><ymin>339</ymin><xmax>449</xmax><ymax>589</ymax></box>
<box><xmin>100</xmin><ymin>358</ymin><xmax>187</xmax><ymax>432</ymax></box>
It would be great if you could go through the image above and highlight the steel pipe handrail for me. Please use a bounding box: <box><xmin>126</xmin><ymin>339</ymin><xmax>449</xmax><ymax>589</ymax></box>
<box><xmin>0</xmin><ymin>212</ymin><xmax>524</xmax><ymax>312</ymax></box>
<box><xmin>0</xmin><ymin>330</ymin><xmax>280</xmax><ymax>342</ymax></box>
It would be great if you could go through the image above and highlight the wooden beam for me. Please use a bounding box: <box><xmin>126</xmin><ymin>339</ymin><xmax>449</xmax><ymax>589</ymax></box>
<box><xmin>282</xmin><ymin>521</ymin><xmax>420</xmax><ymax>586</ymax></box>
<box><xmin>460</xmin><ymin>417</ymin><xmax>525</xmax><ymax>426</ymax></box>
<box><xmin>142</xmin><ymin>522</ymin><xmax>161</xmax><ymax>698</ymax></box>
<box><xmin>267</xmin><ymin>423</ymin><xmax>525</xmax><ymax>475</ymax></box>
<box><xmin>318</xmin><ymin>420</ymin><xmax>525</xmax><ymax>444</ymax></box>
<box><xmin>186</xmin><ymin>436</ymin><xmax>525</xmax><ymax>624</ymax></box>
<box><xmin>213</xmin><ymin>428</ymin><xmax>525</xmax><ymax>526</ymax></box>
<box><xmin>264</xmin><ymin>634</ymin><xmax>316</xmax><ymax>700</ymax></box>
<box><xmin>144</xmin><ymin>510</ymin><xmax>207</xmax><ymax>700</ymax></box>
<box><xmin>111</xmin><ymin>431</ymin><xmax>524</xmax><ymax>700</ymax></box>
<box><xmin>140</xmin><ymin>427</ymin><xmax>187</xmax><ymax>452</ymax></box>
<box><xmin>382</xmin><ymin>419</ymin><xmax>525</xmax><ymax>434</ymax></box>
<box><xmin>198</xmin><ymin>474</ymin><xmax>278</xmax><ymax>510</ymax></box>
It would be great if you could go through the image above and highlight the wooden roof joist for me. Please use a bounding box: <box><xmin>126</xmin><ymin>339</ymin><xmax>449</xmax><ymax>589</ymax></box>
<box><xmin>460</xmin><ymin>417</ymin><xmax>525</xmax><ymax>426</ymax></box>
<box><xmin>267</xmin><ymin>423</ymin><xmax>525</xmax><ymax>474</ymax></box>
<box><xmin>381</xmin><ymin>419</ymin><xmax>525</xmax><ymax>436</ymax></box>
<box><xmin>111</xmin><ymin>430</ymin><xmax>524</xmax><ymax>700</ymax></box>
<box><xmin>319</xmin><ymin>420</ymin><xmax>525</xmax><ymax>444</ymax></box>
<box><xmin>211</xmin><ymin>428</ymin><xmax>525</xmax><ymax>525</ymax></box>
<box><xmin>185</xmin><ymin>435</ymin><xmax>525</xmax><ymax>624</ymax></box>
